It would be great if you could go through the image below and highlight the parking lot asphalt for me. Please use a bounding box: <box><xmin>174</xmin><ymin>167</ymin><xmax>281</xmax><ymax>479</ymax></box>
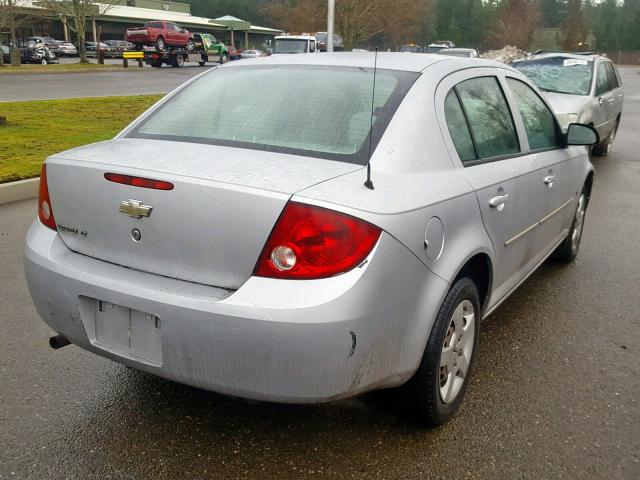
<box><xmin>0</xmin><ymin>64</ymin><xmax>214</xmax><ymax>102</ymax></box>
<box><xmin>1</xmin><ymin>67</ymin><xmax>639</xmax><ymax>479</ymax></box>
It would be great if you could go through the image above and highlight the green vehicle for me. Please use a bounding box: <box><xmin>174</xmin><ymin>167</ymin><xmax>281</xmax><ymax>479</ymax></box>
<box><xmin>192</xmin><ymin>33</ymin><xmax>229</xmax><ymax>65</ymax></box>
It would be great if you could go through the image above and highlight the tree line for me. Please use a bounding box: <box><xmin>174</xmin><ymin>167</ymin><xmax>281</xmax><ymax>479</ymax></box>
<box><xmin>186</xmin><ymin>0</ymin><xmax>640</xmax><ymax>51</ymax></box>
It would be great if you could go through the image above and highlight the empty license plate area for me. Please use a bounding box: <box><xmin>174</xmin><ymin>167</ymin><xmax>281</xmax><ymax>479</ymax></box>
<box><xmin>81</xmin><ymin>298</ymin><xmax>162</xmax><ymax>366</ymax></box>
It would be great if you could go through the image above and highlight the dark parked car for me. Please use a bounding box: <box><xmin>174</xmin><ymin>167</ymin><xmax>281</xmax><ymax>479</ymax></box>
<box><xmin>83</xmin><ymin>41</ymin><xmax>118</xmax><ymax>58</ymax></box>
<box><xmin>104</xmin><ymin>40</ymin><xmax>134</xmax><ymax>52</ymax></box>
<box><xmin>314</xmin><ymin>32</ymin><xmax>344</xmax><ymax>51</ymax></box>
<box><xmin>23</xmin><ymin>36</ymin><xmax>60</xmax><ymax>55</ymax></box>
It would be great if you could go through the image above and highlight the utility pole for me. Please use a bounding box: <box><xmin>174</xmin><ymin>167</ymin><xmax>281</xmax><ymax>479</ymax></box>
<box><xmin>327</xmin><ymin>0</ymin><xmax>335</xmax><ymax>52</ymax></box>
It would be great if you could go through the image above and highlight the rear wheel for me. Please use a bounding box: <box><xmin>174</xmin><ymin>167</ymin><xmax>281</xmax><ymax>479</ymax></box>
<box><xmin>172</xmin><ymin>54</ymin><xmax>184</xmax><ymax>68</ymax></box>
<box><xmin>40</xmin><ymin>58</ymin><xmax>47</xmax><ymax>65</ymax></box>
<box><xmin>220</xmin><ymin>53</ymin><xmax>228</xmax><ymax>64</ymax></box>
<box><xmin>407</xmin><ymin>277</ymin><xmax>480</xmax><ymax>425</ymax></box>
<box><xmin>155</xmin><ymin>36</ymin><xmax>165</xmax><ymax>51</ymax></box>
<box><xmin>552</xmin><ymin>191</ymin><xmax>588</xmax><ymax>262</ymax></box>
<box><xmin>187</xmin><ymin>39</ymin><xmax>195</xmax><ymax>52</ymax></box>
<box><xmin>150</xmin><ymin>58</ymin><xmax>163</xmax><ymax>68</ymax></box>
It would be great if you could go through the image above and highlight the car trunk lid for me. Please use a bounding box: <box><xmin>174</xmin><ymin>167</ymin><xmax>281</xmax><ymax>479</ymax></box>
<box><xmin>46</xmin><ymin>138</ymin><xmax>361</xmax><ymax>289</ymax></box>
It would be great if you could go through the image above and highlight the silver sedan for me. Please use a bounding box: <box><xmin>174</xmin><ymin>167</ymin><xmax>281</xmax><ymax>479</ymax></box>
<box><xmin>24</xmin><ymin>53</ymin><xmax>598</xmax><ymax>424</ymax></box>
<box><xmin>512</xmin><ymin>53</ymin><xmax>623</xmax><ymax>156</ymax></box>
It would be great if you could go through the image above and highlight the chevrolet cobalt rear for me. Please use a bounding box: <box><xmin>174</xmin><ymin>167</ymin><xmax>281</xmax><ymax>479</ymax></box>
<box><xmin>25</xmin><ymin>53</ymin><xmax>597</xmax><ymax>424</ymax></box>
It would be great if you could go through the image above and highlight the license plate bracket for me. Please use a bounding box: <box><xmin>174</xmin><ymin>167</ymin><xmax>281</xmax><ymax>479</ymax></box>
<box><xmin>81</xmin><ymin>298</ymin><xmax>162</xmax><ymax>366</ymax></box>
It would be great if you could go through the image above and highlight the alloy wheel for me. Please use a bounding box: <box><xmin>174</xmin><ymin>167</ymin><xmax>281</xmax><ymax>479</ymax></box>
<box><xmin>605</xmin><ymin>127</ymin><xmax>616</xmax><ymax>154</ymax></box>
<box><xmin>571</xmin><ymin>194</ymin><xmax>587</xmax><ymax>255</ymax></box>
<box><xmin>439</xmin><ymin>299</ymin><xmax>476</xmax><ymax>404</ymax></box>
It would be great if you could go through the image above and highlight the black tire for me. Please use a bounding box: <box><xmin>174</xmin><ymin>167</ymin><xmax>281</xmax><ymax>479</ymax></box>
<box><xmin>198</xmin><ymin>61</ymin><xmax>206</xmax><ymax>66</ymax></box>
<box><xmin>592</xmin><ymin>119</ymin><xmax>619</xmax><ymax>156</ymax></box>
<box><xmin>187</xmin><ymin>39</ymin><xmax>195</xmax><ymax>52</ymax></box>
<box><xmin>220</xmin><ymin>53</ymin><xmax>228</xmax><ymax>64</ymax></box>
<box><xmin>552</xmin><ymin>189</ymin><xmax>588</xmax><ymax>262</ymax></box>
<box><xmin>150</xmin><ymin>58</ymin><xmax>163</xmax><ymax>68</ymax></box>
<box><xmin>172</xmin><ymin>54</ymin><xmax>184</xmax><ymax>68</ymax></box>
<box><xmin>407</xmin><ymin>277</ymin><xmax>480</xmax><ymax>425</ymax></box>
<box><xmin>155</xmin><ymin>36</ymin><xmax>165</xmax><ymax>51</ymax></box>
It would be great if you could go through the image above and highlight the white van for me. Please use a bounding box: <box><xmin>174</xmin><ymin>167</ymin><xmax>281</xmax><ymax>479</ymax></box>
<box><xmin>273</xmin><ymin>34</ymin><xmax>319</xmax><ymax>54</ymax></box>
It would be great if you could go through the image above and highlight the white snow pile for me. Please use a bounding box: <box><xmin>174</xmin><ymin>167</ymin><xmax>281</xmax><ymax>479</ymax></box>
<box><xmin>481</xmin><ymin>46</ymin><xmax>528</xmax><ymax>64</ymax></box>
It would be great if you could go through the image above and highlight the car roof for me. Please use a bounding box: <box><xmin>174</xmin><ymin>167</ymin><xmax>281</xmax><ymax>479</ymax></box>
<box><xmin>224</xmin><ymin>52</ymin><xmax>503</xmax><ymax>73</ymax></box>
<box><xmin>518</xmin><ymin>52</ymin><xmax>603</xmax><ymax>62</ymax></box>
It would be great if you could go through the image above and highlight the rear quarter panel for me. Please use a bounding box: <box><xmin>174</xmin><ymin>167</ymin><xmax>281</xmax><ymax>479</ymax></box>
<box><xmin>296</xmin><ymin>64</ymin><xmax>496</xmax><ymax>285</ymax></box>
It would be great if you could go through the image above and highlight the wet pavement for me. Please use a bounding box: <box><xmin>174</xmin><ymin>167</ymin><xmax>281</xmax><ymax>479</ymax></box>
<box><xmin>1</xmin><ymin>67</ymin><xmax>639</xmax><ymax>479</ymax></box>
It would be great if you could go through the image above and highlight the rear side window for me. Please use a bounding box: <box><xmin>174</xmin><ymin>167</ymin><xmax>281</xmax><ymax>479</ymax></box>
<box><xmin>455</xmin><ymin>77</ymin><xmax>520</xmax><ymax>160</ymax></box>
<box><xmin>507</xmin><ymin>78</ymin><xmax>561</xmax><ymax>151</ymax></box>
<box><xmin>444</xmin><ymin>91</ymin><xmax>476</xmax><ymax>164</ymax></box>
<box><xmin>129</xmin><ymin>65</ymin><xmax>419</xmax><ymax>165</ymax></box>
<box><xmin>596</xmin><ymin>64</ymin><xmax>610</xmax><ymax>95</ymax></box>
<box><xmin>605</xmin><ymin>62</ymin><xmax>620</xmax><ymax>89</ymax></box>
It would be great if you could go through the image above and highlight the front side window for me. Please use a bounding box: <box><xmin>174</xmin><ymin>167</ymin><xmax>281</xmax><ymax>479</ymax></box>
<box><xmin>507</xmin><ymin>78</ymin><xmax>561</xmax><ymax>151</ymax></box>
<box><xmin>455</xmin><ymin>77</ymin><xmax>520</xmax><ymax>160</ymax></box>
<box><xmin>129</xmin><ymin>65</ymin><xmax>418</xmax><ymax>164</ymax></box>
<box><xmin>444</xmin><ymin>91</ymin><xmax>476</xmax><ymax>164</ymax></box>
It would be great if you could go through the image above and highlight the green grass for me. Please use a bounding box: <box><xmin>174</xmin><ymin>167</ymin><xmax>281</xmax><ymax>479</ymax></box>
<box><xmin>0</xmin><ymin>62</ymin><xmax>124</xmax><ymax>74</ymax></box>
<box><xmin>0</xmin><ymin>95</ymin><xmax>163</xmax><ymax>183</ymax></box>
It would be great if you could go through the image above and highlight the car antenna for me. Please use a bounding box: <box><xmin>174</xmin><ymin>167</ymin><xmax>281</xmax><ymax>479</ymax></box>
<box><xmin>364</xmin><ymin>47</ymin><xmax>378</xmax><ymax>191</ymax></box>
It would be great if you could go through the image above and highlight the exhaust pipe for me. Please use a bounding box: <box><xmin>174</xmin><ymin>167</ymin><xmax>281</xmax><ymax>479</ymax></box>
<box><xmin>49</xmin><ymin>334</ymin><xmax>70</xmax><ymax>349</ymax></box>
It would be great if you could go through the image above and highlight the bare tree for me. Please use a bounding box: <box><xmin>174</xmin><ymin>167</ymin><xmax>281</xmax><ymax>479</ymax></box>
<box><xmin>561</xmin><ymin>0</ymin><xmax>589</xmax><ymax>50</ymax></box>
<box><xmin>0</xmin><ymin>0</ymin><xmax>45</xmax><ymax>66</ymax></box>
<box><xmin>488</xmin><ymin>0</ymin><xmax>541</xmax><ymax>50</ymax></box>
<box><xmin>40</xmin><ymin>0</ymin><xmax>119</xmax><ymax>63</ymax></box>
<box><xmin>263</xmin><ymin>0</ymin><xmax>430</xmax><ymax>51</ymax></box>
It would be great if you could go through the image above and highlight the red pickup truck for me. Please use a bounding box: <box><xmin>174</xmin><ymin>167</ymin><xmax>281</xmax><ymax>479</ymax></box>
<box><xmin>126</xmin><ymin>21</ymin><xmax>193</xmax><ymax>51</ymax></box>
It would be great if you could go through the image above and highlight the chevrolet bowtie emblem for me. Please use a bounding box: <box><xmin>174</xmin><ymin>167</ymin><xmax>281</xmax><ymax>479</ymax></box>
<box><xmin>119</xmin><ymin>199</ymin><xmax>153</xmax><ymax>219</ymax></box>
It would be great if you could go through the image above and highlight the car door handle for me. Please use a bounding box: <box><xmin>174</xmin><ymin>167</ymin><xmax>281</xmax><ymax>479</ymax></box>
<box><xmin>598</xmin><ymin>97</ymin><xmax>604</xmax><ymax>105</ymax></box>
<box><xmin>608</xmin><ymin>98</ymin><xmax>615</xmax><ymax>105</ymax></box>
<box><xmin>489</xmin><ymin>194</ymin><xmax>509</xmax><ymax>209</ymax></box>
<box><xmin>544</xmin><ymin>174</ymin><xmax>556</xmax><ymax>187</ymax></box>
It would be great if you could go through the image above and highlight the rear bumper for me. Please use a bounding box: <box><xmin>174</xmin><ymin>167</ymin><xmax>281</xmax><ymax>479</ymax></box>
<box><xmin>24</xmin><ymin>219</ymin><xmax>447</xmax><ymax>403</ymax></box>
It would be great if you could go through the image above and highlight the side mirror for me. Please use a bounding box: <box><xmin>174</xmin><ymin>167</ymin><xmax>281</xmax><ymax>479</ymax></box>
<box><xmin>566</xmin><ymin>123</ymin><xmax>599</xmax><ymax>146</ymax></box>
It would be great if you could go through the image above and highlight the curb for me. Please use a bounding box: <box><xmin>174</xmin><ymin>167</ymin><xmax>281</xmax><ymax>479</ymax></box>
<box><xmin>0</xmin><ymin>178</ymin><xmax>39</xmax><ymax>205</ymax></box>
<box><xmin>0</xmin><ymin>67</ymin><xmax>144</xmax><ymax>75</ymax></box>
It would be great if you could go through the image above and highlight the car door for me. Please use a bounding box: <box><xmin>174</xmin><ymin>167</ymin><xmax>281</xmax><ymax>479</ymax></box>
<box><xmin>592</xmin><ymin>61</ymin><xmax>615</xmax><ymax>140</ymax></box>
<box><xmin>164</xmin><ymin>23</ymin><xmax>176</xmax><ymax>44</ymax></box>
<box><xmin>438</xmin><ymin>71</ymin><xmax>548</xmax><ymax>302</ymax></box>
<box><xmin>505</xmin><ymin>75</ymin><xmax>579</xmax><ymax>256</ymax></box>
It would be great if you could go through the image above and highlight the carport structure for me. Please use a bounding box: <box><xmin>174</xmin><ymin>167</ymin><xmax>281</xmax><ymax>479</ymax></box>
<box><xmin>212</xmin><ymin>15</ymin><xmax>283</xmax><ymax>50</ymax></box>
<box><xmin>2</xmin><ymin>0</ymin><xmax>283</xmax><ymax>49</ymax></box>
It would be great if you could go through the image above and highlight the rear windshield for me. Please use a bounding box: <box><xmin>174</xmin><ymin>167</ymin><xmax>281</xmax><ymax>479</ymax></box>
<box><xmin>512</xmin><ymin>56</ymin><xmax>593</xmax><ymax>96</ymax></box>
<box><xmin>128</xmin><ymin>65</ymin><xmax>419</xmax><ymax>164</ymax></box>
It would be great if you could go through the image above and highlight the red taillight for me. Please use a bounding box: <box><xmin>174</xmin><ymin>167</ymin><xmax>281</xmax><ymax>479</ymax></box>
<box><xmin>38</xmin><ymin>164</ymin><xmax>57</xmax><ymax>230</ymax></box>
<box><xmin>104</xmin><ymin>173</ymin><xmax>174</xmax><ymax>190</ymax></box>
<box><xmin>255</xmin><ymin>202</ymin><xmax>381</xmax><ymax>280</ymax></box>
